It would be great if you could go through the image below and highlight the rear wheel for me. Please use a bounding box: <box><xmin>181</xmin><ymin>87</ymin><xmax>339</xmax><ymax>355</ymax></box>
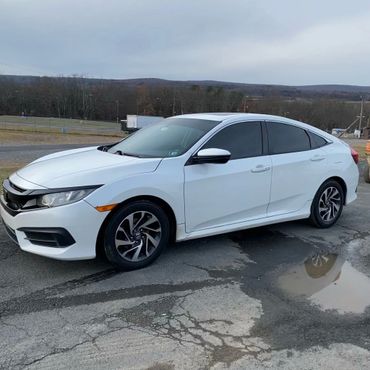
<box><xmin>310</xmin><ymin>180</ymin><xmax>344</xmax><ymax>228</ymax></box>
<box><xmin>103</xmin><ymin>200</ymin><xmax>170</xmax><ymax>270</ymax></box>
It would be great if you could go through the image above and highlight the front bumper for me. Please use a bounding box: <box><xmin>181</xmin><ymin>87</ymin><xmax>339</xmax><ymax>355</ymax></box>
<box><xmin>0</xmin><ymin>198</ymin><xmax>107</xmax><ymax>260</ymax></box>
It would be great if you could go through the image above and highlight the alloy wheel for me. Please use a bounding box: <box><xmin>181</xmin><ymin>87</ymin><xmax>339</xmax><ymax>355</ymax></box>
<box><xmin>318</xmin><ymin>186</ymin><xmax>342</xmax><ymax>222</ymax></box>
<box><xmin>114</xmin><ymin>211</ymin><xmax>162</xmax><ymax>262</ymax></box>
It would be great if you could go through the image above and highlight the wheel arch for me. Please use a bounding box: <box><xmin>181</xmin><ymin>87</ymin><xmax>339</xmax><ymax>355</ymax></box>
<box><xmin>309</xmin><ymin>176</ymin><xmax>347</xmax><ymax>228</ymax></box>
<box><xmin>96</xmin><ymin>195</ymin><xmax>177</xmax><ymax>258</ymax></box>
<box><xmin>312</xmin><ymin>176</ymin><xmax>347</xmax><ymax>211</ymax></box>
<box><xmin>323</xmin><ymin>176</ymin><xmax>347</xmax><ymax>203</ymax></box>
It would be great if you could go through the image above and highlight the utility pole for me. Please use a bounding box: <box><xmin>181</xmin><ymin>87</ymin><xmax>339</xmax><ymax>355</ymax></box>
<box><xmin>116</xmin><ymin>100</ymin><xmax>119</xmax><ymax>124</ymax></box>
<box><xmin>358</xmin><ymin>97</ymin><xmax>364</xmax><ymax>131</ymax></box>
<box><xmin>172</xmin><ymin>90</ymin><xmax>176</xmax><ymax>116</ymax></box>
<box><xmin>338</xmin><ymin>117</ymin><xmax>359</xmax><ymax>138</ymax></box>
<box><xmin>243</xmin><ymin>96</ymin><xmax>247</xmax><ymax>112</ymax></box>
<box><xmin>340</xmin><ymin>97</ymin><xmax>367</xmax><ymax>138</ymax></box>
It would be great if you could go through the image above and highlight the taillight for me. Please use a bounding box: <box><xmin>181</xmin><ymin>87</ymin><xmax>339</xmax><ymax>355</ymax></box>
<box><xmin>351</xmin><ymin>148</ymin><xmax>359</xmax><ymax>164</ymax></box>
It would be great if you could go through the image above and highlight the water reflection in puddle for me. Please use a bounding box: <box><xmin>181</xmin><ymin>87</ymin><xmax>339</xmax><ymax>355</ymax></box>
<box><xmin>278</xmin><ymin>253</ymin><xmax>370</xmax><ymax>314</ymax></box>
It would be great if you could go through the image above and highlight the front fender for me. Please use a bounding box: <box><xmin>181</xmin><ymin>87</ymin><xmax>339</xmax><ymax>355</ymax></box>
<box><xmin>84</xmin><ymin>170</ymin><xmax>185</xmax><ymax>224</ymax></box>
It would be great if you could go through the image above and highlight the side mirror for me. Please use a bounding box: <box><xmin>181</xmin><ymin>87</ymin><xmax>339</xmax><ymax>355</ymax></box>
<box><xmin>191</xmin><ymin>148</ymin><xmax>231</xmax><ymax>164</ymax></box>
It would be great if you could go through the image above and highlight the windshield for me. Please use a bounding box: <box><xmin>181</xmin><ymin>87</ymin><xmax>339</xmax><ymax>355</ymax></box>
<box><xmin>108</xmin><ymin>118</ymin><xmax>220</xmax><ymax>158</ymax></box>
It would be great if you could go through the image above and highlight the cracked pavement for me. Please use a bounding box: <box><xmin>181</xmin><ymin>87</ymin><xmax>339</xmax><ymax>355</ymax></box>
<box><xmin>1</xmin><ymin>165</ymin><xmax>370</xmax><ymax>369</ymax></box>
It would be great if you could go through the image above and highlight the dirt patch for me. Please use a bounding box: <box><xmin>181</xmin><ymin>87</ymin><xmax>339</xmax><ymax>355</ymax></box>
<box><xmin>342</xmin><ymin>138</ymin><xmax>367</xmax><ymax>160</ymax></box>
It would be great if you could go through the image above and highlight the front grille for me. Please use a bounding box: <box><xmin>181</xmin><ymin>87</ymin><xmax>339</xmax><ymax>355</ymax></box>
<box><xmin>9</xmin><ymin>181</ymin><xmax>26</xmax><ymax>193</ymax></box>
<box><xmin>2</xmin><ymin>181</ymin><xmax>28</xmax><ymax>210</ymax></box>
<box><xmin>1</xmin><ymin>179</ymin><xmax>38</xmax><ymax>215</ymax></box>
<box><xmin>4</xmin><ymin>196</ymin><xmax>26</xmax><ymax>211</ymax></box>
<box><xmin>2</xmin><ymin>221</ymin><xmax>18</xmax><ymax>244</ymax></box>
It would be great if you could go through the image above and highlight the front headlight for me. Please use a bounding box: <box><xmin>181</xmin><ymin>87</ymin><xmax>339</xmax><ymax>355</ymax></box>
<box><xmin>36</xmin><ymin>187</ymin><xmax>97</xmax><ymax>208</ymax></box>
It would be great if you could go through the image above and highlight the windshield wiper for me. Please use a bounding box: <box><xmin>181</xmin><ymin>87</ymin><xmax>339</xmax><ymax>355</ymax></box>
<box><xmin>98</xmin><ymin>145</ymin><xmax>110</xmax><ymax>152</ymax></box>
<box><xmin>123</xmin><ymin>152</ymin><xmax>141</xmax><ymax>157</ymax></box>
<box><xmin>98</xmin><ymin>143</ymin><xmax>118</xmax><ymax>152</ymax></box>
<box><xmin>114</xmin><ymin>150</ymin><xmax>141</xmax><ymax>158</ymax></box>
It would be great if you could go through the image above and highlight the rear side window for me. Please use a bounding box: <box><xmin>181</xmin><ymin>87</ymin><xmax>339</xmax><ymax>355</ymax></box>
<box><xmin>308</xmin><ymin>131</ymin><xmax>328</xmax><ymax>149</ymax></box>
<box><xmin>202</xmin><ymin>121</ymin><xmax>263</xmax><ymax>159</ymax></box>
<box><xmin>267</xmin><ymin>122</ymin><xmax>310</xmax><ymax>154</ymax></box>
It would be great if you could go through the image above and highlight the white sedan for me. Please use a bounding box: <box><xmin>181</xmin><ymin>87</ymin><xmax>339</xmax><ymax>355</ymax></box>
<box><xmin>0</xmin><ymin>113</ymin><xmax>359</xmax><ymax>270</ymax></box>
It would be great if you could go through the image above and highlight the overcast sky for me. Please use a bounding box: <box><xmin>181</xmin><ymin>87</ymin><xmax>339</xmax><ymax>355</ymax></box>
<box><xmin>1</xmin><ymin>0</ymin><xmax>370</xmax><ymax>85</ymax></box>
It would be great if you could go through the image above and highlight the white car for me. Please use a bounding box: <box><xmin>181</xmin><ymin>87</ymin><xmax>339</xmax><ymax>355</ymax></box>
<box><xmin>1</xmin><ymin>113</ymin><xmax>359</xmax><ymax>270</ymax></box>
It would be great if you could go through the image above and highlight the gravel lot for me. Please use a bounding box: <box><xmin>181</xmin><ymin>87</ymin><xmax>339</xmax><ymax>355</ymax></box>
<box><xmin>0</xmin><ymin>146</ymin><xmax>370</xmax><ymax>369</ymax></box>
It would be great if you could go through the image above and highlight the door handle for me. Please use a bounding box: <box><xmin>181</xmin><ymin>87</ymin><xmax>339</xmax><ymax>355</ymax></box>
<box><xmin>310</xmin><ymin>155</ymin><xmax>325</xmax><ymax>162</ymax></box>
<box><xmin>251</xmin><ymin>165</ymin><xmax>271</xmax><ymax>173</ymax></box>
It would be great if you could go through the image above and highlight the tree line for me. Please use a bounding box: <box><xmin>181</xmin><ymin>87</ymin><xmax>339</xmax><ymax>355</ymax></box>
<box><xmin>0</xmin><ymin>75</ymin><xmax>368</xmax><ymax>131</ymax></box>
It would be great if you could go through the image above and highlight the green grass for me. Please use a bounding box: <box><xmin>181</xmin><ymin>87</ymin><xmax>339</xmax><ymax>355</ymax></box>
<box><xmin>0</xmin><ymin>125</ymin><xmax>122</xmax><ymax>136</ymax></box>
<box><xmin>0</xmin><ymin>115</ymin><xmax>122</xmax><ymax>137</ymax></box>
<box><xmin>0</xmin><ymin>129</ymin><xmax>122</xmax><ymax>145</ymax></box>
<box><xmin>343</xmin><ymin>139</ymin><xmax>367</xmax><ymax>160</ymax></box>
<box><xmin>0</xmin><ymin>167</ymin><xmax>19</xmax><ymax>184</ymax></box>
<box><xmin>353</xmin><ymin>143</ymin><xmax>366</xmax><ymax>160</ymax></box>
<box><xmin>0</xmin><ymin>115</ymin><xmax>119</xmax><ymax>129</ymax></box>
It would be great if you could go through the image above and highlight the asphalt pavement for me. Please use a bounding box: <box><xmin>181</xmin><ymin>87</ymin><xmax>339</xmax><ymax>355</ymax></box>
<box><xmin>0</xmin><ymin>144</ymin><xmax>100</xmax><ymax>164</ymax></box>
<box><xmin>0</xmin><ymin>147</ymin><xmax>370</xmax><ymax>369</ymax></box>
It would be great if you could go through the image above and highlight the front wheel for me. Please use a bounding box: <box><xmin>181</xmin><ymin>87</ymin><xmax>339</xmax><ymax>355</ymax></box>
<box><xmin>310</xmin><ymin>180</ymin><xmax>344</xmax><ymax>228</ymax></box>
<box><xmin>103</xmin><ymin>200</ymin><xmax>170</xmax><ymax>270</ymax></box>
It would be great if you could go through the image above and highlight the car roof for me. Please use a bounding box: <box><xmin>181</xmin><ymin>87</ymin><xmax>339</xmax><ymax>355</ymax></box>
<box><xmin>172</xmin><ymin>112</ymin><xmax>297</xmax><ymax>122</ymax></box>
<box><xmin>171</xmin><ymin>113</ymin><xmax>336</xmax><ymax>142</ymax></box>
<box><xmin>172</xmin><ymin>112</ymin><xmax>260</xmax><ymax>121</ymax></box>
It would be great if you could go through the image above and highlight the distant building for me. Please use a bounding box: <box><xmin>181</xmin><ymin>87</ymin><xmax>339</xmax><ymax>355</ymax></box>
<box><xmin>331</xmin><ymin>128</ymin><xmax>346</xmax><ymax>136</ymax></box>
<box><xmin>121</xmin><ymin>115</ymin><xmax>164</xmax><ymax>132</ymax></box>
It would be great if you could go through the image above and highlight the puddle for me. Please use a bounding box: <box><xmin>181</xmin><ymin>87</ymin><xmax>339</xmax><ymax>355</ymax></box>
<box><xmin>278</xmin><ymin>253</ymin><xmax>370</xmax><ymax>314</ymax></box>
<box><xmin>233</xmin><ymin>229</ymin><xmax>370</xmax><ymax>351</ymax></box>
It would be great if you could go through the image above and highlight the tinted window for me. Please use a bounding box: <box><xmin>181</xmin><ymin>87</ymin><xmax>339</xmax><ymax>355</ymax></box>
<box><xmin>202</xmin><ymin>122</ymin><xmax>263</xmax><ymax>159</ymax></box>
<box><xmin>267</xmin><ymin>122</ymin><xmax>310</xmax><ymax>154</ymax></box>
<box><xmin>108</xmin><ymin>118</ymin><xmax>219</xmax><ymax>158</ymax></box>
<box><xmin>309</xmin><ymin>131</ymin><xmax>328</xmax><ymax>149</ymax></box>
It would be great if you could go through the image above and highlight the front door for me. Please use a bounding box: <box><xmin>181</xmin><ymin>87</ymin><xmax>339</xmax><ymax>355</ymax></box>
<box><xmin>184</xmin><ymin>121</ymin><xmax>272</xmax><ymax>233</ymax></box>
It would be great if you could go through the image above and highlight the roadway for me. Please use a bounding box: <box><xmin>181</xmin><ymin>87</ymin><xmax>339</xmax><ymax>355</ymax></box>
<box><xmin>0</xmin><ymin>148</ymin><xmax>369</xmax><ymax>369</ymax></box>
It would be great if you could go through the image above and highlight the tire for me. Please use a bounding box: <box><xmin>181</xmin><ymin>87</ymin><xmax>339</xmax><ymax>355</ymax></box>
<box><xmin>309</xmin><ymin>180</ymin><xmax>344</xmax><ymax>228</ymax></box>
<box><xmin>103</xmin><ymin>200</ymin><xmax>170</xmax><ymax>270</ymax></box>
<box><xmin>364</xmin><ymin>162</ymin><xmax>370</xmax><ymax>184</ymax></box>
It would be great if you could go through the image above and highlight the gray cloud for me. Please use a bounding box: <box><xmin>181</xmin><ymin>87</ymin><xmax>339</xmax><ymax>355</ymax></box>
<box><xmin>0</xmin><ymin>0</ymin><xmax>370</xmax><ymax>84</ymax></box>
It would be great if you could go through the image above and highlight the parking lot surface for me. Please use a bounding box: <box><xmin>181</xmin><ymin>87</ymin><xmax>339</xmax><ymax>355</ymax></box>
<box><xmin>0</xmin><ymin>148</ymin><xmax>369</xmax><ymax>369</ymax></box>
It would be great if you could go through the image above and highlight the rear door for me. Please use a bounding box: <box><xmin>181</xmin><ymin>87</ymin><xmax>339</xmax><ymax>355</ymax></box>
<box><xmin>266</xmin><ymin>121</ymin><xmax>328</xmax><ymax>216</ymax></box>
<box><xmin>184</xmin><ymin>121</ymin><xmax>272</xmax><ymax>232</ymax></box>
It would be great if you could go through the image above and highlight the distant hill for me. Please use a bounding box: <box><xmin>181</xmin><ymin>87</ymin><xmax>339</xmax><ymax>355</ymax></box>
<box><xmin>1</xmin><ymin>74</ymin><xmax>370</xmax><ymax>100</ymax></box>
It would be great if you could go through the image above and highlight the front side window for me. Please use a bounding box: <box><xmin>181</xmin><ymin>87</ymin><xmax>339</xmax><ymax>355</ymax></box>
<box><xmin>202</xmin><ymin>121</ymin><xmax>263</xmax><ymax>159</ymax></box>
<box><xmin>108</xmin><ymin>118</ymin><xmax>220</xmax><ymax>158</ymax></box>
<box><xmin>267</xmin><ymin>122</ymin><xmax>310</xmax><ymax>155</ymax></box>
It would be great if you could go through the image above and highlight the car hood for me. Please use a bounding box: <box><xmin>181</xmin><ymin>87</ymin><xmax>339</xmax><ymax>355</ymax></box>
<box><xmin>13</xmin><ymin>147</ymin><xmax>162</xmax><ymax>188</ymax></box>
